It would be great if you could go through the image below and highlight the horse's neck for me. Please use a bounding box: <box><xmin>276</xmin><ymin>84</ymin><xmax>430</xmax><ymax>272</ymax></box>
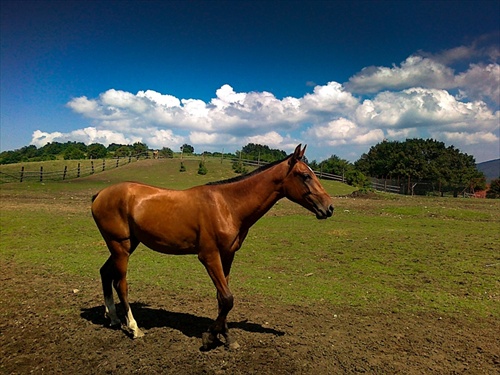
<box><xmin>220</xmin><ymin>163</ymin><xmax>287</xmax><ymax>227</ymax></box>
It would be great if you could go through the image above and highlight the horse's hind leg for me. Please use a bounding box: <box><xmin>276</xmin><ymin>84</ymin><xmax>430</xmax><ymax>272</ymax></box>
<box><xmin>102</xmin><ymin>238</ymin><xmax>144</xmax><ymax>339</ymax></box>
<box><xmin>100</xmin><ymin>256</ymin><xmax>121</xmax><ymax>327</ymax></box>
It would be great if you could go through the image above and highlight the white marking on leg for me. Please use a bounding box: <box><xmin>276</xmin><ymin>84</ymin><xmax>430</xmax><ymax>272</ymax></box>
<box><xmin>104</xmin><ymin>295</ymin><xmax>120</xmax><ymax>326</ymax></box>
<box><xmin>126</xmin><ymin>308</ymin><xmax>144</xmax><ymax>338</ymax></box>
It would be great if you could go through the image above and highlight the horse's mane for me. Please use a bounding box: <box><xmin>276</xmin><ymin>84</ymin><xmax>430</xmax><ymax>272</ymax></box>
<box><xmin>206</xmin><ymin>154</ymin><xmax>292</xmax><ymax>186</ymax></box>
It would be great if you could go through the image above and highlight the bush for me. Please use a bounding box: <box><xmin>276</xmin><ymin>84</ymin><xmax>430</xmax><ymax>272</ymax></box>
<box><xmin>232</xmin><ymin>161</ymin><xmax>248</xmax><ymax>174</ymax></box>
<box><xmin>198</xmin><ymin>161</ymin><xmax>207</xmax><ymax>175</ymax></box>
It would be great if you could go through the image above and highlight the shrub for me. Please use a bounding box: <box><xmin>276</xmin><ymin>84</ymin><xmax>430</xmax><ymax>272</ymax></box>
<box><xmin>198</xmin><ymin>161</ymin><xmax>208</xmax><ymax>175</ymax></box>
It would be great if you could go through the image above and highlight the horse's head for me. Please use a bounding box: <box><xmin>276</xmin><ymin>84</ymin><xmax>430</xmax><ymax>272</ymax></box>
<box><xmin>283</xmin><ymin>144</ymin><xmax>334</xmax><ymax>219</ymax></box>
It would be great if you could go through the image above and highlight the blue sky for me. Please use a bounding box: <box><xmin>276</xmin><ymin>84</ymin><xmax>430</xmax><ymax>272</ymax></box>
<box><xmin>1</xmin><ymin>0</ymin><xmax>499</xmax><ymax>163</ymax></box>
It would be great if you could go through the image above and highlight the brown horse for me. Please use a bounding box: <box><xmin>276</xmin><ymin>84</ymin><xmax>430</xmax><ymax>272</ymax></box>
<box><xmin>91</xmin><ymin>144</ymin><xmax>334</xmax><ymax>350</ymax></box>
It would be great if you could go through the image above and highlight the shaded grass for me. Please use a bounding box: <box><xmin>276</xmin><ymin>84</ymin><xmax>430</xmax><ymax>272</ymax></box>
<box><xmin>1</xmin><ymin>159</ymin><xmax>498</xmax><ymax>321</ymax></box>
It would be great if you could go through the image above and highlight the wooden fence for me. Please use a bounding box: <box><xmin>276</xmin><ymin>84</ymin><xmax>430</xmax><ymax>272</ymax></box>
<box><xmin>0</xmin><ymin>155</ymin><xmax>146</xmax><ymax>183</ymax></box>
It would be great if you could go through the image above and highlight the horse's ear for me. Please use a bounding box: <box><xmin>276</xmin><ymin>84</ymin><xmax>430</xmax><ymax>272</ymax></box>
<box><xmin>290</xmin><ymin>144</ymin><xmax>306</xmax><ymax>165</ymax></box>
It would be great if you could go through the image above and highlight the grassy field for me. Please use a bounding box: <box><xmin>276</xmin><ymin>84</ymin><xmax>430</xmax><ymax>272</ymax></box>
<box><xmin>1</xmin><ymin>158</ymin><xmax>498</xmax><ymax>322</ymax></box>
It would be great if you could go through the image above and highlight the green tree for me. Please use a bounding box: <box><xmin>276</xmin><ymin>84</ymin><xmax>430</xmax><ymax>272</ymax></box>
<box><xmin>63</xmin><ymin>146</ymin><xmax>85</xmax><ymax>160</ymax></box>
<box><xmin>239</xmin><ymin>143</ymin><xmax>286</xmax><ymax>163</ymax></box>
<box><xmin>114</xmin><ymin>146</ymin><xmax>131</xmax><ymax>157</ymax></box>
<box><xmin>40</xmin><ymin>142</ymin><xmax>64</xmax><ymax>156</ymax></box>
<box><xmin>107</xmin><ymin>143</ymin><xmax>125</xmax><ymax>152</ymax></box>
<box><xmin>159</xmin><ymin>147</ymin><xmax>174</xmax><ymax>158</ymax></box>
<box><xmin>355</xmin><ymin>138</ymin><xmax>484</xmax><ymax>196</ymax></box>
<box><xmin>131</xmin><ymin>142</ymin><xmax>148</xmax><ymax>155</ymax></box>
<box><xmin>486</xmin><ymin>178</ymin><xmax>500</xmax><ymax>199</ymax></box>
<box><xmin>181</xmin><ymin>144</ymin><xmax>194</xmax><ymax>154</ymax></box>
<box><xmin>87</xmin><ymin>143</ymin><xmax>108</xmax><ymax>159</ymax></box>
<box><xmin>0</xmin><ymin>150</ymin><xmax>22</xmax><ymax>164</ymax></box>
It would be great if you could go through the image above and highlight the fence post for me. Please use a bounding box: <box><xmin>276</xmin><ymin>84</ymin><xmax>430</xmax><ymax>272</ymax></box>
<box><xmin>116</xmin><ymin>158</ymin><xmax>119</xmax><ymax>168</ymax></box>
<box><xmin>102</xmin><ymin>159</ymin><xmax>105</xmax><ymax>171</ymax></box>
<box><xmin>20</xmin><ymin>166</ymin><xmax>24</xmax><ymax>182</ymax></box>
<box><xmin>91</xmin><ymin>161</ymin><xmax>94</xmax><ymax>174</ymax></box>
<box><xmin>63</xmin><ymin>166</ymin><xmax>68</xmax><ymax>180</ymax></box>
<box><xmin>40</xmin><ymin>166</ymin><xmax>43</xmax><ymax>182</ymax></box>
<box><xmin>77</xmin><ymin>163</ymin><xmax>81</xmax><ymax>178</ymax></box>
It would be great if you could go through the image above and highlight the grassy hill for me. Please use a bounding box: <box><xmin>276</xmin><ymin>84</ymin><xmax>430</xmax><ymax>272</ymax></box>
<box><xmin>0</xmin><ymin>156</ymin><xmax>356</xmax><ymax>196</ymax></box>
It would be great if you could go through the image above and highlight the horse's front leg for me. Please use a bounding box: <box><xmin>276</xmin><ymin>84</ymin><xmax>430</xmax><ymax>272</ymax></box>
<box><xmin>199</xmin><ymin>251</ymin><xmax>239</xmax><ymax>350</ymax></box>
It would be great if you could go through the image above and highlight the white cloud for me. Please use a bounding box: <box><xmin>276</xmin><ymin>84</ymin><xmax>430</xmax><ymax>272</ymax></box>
<box><xmin>304</xmin><ymin>118</ymin><xmax>384</xmax><ymax>147</ymax></box>
<box><xmin>345</xmin><ymin>50</ymin><xmax>499</xmax><ymax>107</ymax></box>
<box><xmin>31</xmin><ymin>127</ymin><xmax>135</xmax><ymax>147</ymax></box>
<box><xmin>456</xmin><ymin>63</ymin><xmax>500</xmax><ymax>105</ymax></box>
<box><xmin>246</xmin><ymin>131</ymin><xmax>285</xmax><ymax>147</ymax></box>
<box><xmin>301</xmin><ymin>81</ymin><xmax>359</xmax><ymax>114</ymax></box>
<box><xmin>433</xmin><ymin>130</ymin><xmax>499</xmax><ymax>145</ymax></box>
<box><xmin>137</xmin><ymin>90</ymin><xmax>181</xmax><ymax>107</ymax></box>
<box><xmin>35</xmin><ymin>40</ymin><xmax>500</xmax><ymax>163</ymax></box>
<box><xmin>355</xmin><ymin>88</ymin><xmax>498</xmax><ymax>132</ymax></box>
<box><xmin>345</xmin><ymin>56</ymin><xmax>455</xmax><ymax>93</ymax></box>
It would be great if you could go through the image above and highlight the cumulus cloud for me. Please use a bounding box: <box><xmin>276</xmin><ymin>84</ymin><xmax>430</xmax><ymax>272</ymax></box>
<box><xmin>345</xmin><ymin>39</ymin><xmax>500</xmax><ymax>107</ymax></box>
<box><xmin>345</xmin><ymin>56</ymin><xmax>456</xmax><ymax>93</ymax></box>
<box><xmin>456</xmin><ymin>63</ymin><xmax>500</xmax><ymax>105</ymax></box>
<box><xmin>355</xmin><ymin>88</ymin><xmax>498</xmax><ymax>131</ymax></box>
<box><xmin>303</xmin><ymin>118</ymin><xmax>383</xmax><ymax>147</ymax></box>
<box><xmin>33</xmin><ymin>38</ymin><xmax>499</xmax><ymax>162</ymax></box>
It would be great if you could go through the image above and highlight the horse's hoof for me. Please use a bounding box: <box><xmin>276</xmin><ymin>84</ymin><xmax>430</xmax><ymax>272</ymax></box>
<box><xmin>202</xmin><ymin>332</ymin><xmax>214</xmax><ymax>348</ymax></box>
<box><xmin>227</xmin><ymin>341</ymin><xmax>241</xmax><ymax>351</ymax></box>
<box><xmin>133</xmin><ymin>329</ymin><xmax>145</xmax><ymax>339</ymax></box>
<box><xmin>201</xmin><ymin>332</ymin><xmax>222</xmax><ymax>351</ymax></box>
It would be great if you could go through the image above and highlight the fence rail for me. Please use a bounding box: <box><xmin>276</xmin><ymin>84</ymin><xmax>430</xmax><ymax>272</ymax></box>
<box><xmin>370</xmin><ymin>178</ymin><xmax>402</xmax><ymax>194</ymax></box>
<box><xmin>0</xmin><ymin>154</ymin><xmax>147</xmax><ymax>184</ymax></box>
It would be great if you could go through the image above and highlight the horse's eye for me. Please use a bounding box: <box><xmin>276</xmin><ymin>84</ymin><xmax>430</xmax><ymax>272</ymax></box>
<box><xmin>301</xmin><ymin>173</ymin><xmax>311</xmax><ymax>181</ymax></box>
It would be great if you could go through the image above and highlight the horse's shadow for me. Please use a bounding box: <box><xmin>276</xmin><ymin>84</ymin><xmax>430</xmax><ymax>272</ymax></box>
<box><xmin>81</xmin><ymin>302</ymin><xmax>284</xmax><ymax>340</ymax></box>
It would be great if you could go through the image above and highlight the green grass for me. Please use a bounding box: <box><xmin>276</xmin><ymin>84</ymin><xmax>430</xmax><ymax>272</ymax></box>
<box><xmin>1</xmin><ymin>158</ymin><xmax>498</xmax><ymax>321</ymax></box>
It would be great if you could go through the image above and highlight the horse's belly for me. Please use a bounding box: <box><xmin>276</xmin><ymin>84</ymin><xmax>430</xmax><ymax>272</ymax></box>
<box><xmin>134</xmin><ymin>225</ymin><xmax>200</xmax><ymax>255</ymax></box>
<box><xmin>139</xmin><ymin>238</ymin><xmax>199</xmax><ymax>255</ymax></box>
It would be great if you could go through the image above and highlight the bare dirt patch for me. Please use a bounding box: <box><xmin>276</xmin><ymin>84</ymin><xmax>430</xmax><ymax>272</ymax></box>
<box><xmin>1</xmin><ymin>259</ymin><xmax>498</xmax><ymax>375</ymax></box>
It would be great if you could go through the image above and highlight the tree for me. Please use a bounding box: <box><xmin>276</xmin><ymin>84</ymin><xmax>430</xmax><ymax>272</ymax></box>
<box><xmin>239</xmin><ymin>143</ymin><xmax>286</xmax><ymax>163</ymax></box>
<box><xmin>181</xmin><ymin>144</ymin><xmax>194</xmax><ymax>154</ymax></box>
<box><xmin>159</xmin><ymin>147</ymin><xmax>174</xmax><ymax>158</ymax></box>
<box><xmin>131</xmin><ymin>142</ymin><xmax>148</xmax><ymax>155</ymax></box>
<box><xmin>0</xmin><ymin>150</ymin><xmax>22</xmax><ymax>164</ymax></box>
<box><xmin>486</xmin><ymin>178</ymin><xmax>500</xmax><ymax>199</ymax></box>
<box><xmin>87</xmin><ymin>143</ymin><xmax>108</xmax><ymax>159</ymax></box>
<box><xmin>355</xmin><ymin>138</ymin><xmax>485</xmax><ymax>196</ymax></box>
<box><xmin>63</xmin><ymin>146</ymin><xmax>85</xmax><ymax>160</ymax></box>
<box><xmin>114</xmin><ymin>146</ymin><xmax>131</xmax><ymax>157</ymax></box>
<box><xmin>318</xmin><ymin>155</ymin><xmax>351</xmax><ymax>177</ymax></box>
<box><xmin>40</xmin><ymin>142</ymin><xmax>64</xmax><ymax>156</ymax></box>
<box><xmin>107</xmin><ymin>143</ymin><xmax>125</xmax><ymax>152</ymax></box>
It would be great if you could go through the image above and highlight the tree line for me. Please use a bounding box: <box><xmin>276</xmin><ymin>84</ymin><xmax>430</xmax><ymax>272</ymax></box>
<box><xmin>1</xmin><ymin>139</ymin><xmax>497</xmax><ymax>197</ymax></box>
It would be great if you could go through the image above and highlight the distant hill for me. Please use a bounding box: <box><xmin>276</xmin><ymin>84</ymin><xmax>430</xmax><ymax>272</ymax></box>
<box><xmin>477</xmin><ymin>159</ymin><xmax>500</xmax><ymax>183</ymax></box>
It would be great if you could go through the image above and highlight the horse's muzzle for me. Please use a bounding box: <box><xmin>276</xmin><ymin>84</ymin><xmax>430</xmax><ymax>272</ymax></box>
<box><xmin>316</xmin><ymin>204</ymin><xmax>334</xmax><ymax>220</ymax></box>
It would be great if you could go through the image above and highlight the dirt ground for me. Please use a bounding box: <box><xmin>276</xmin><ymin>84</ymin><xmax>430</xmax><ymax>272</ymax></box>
<box><xmin>0</xmin><ymin>258</ymin><xmax>498</xmax><ymax>375</ymax></box>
